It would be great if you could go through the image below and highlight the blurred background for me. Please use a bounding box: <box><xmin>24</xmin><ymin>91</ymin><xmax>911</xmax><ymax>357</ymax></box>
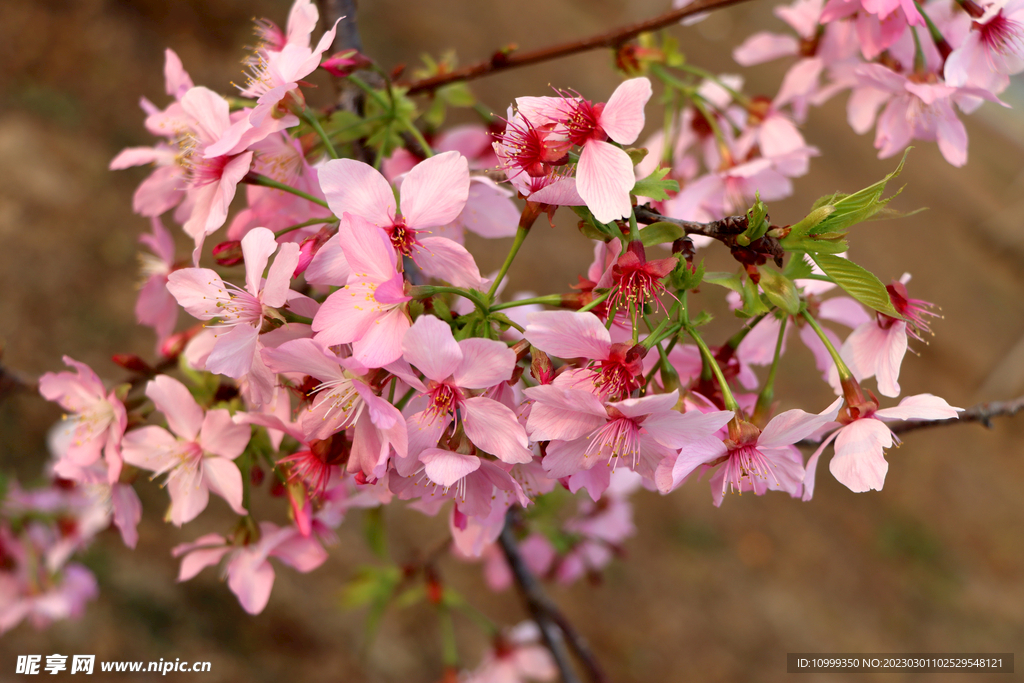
<box><xmin>1</xmin><ymin>0</ymin><xmax>1023</xmax><ymax>680</ymax></box>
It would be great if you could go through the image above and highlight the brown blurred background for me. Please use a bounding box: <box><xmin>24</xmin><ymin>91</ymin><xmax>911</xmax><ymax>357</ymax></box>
<box><xmin>2</xmin><ymin>0</ymin><xmax>1023</xmax><ymax>681</ymax></box>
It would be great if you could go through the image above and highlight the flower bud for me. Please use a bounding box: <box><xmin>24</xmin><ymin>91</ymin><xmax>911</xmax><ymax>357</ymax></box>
<box><xmin>321</xmin><ymin>49</ymin><xmax>372</xmax><ymax>77</ymax></box>
<box><xmin>159</xmin><ymin>326</ymin><xmax>199</xmax><ymax>360</ymax></box>
<box><xmin>111</xmin><ymin>353</ymin><xmax>152</xmax><ymax>374</ymax></box>
<box><xmin>293</xmin><ymin>226</ymin><xmax>335</xmax><ymax>277</ymax></box>
<box><xmin>212</xmin><ymin>240</ymin><xmax>244</xmax><ymax>266</ymax></box>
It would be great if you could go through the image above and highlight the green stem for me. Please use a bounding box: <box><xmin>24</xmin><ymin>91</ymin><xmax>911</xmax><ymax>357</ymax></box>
<box><xmin>491</xmin><ymin>294</ymin><xmax>563</xmax><ymax>311</ymax></box>
<box><xmin>801</xmin><ymin>310</ymin><xmax>851</xmax><ymax>381</ymax></box>
<box><xmin>346</xmin><ymin>73</ymin><xmax>390</xmax><ymax>109</ymax></box>
<box><xmin>487</xmin><ymin>224</ymin><xmax>529</xmax><ymax>300</ymax></box>
<box><xmin>578</xmin><ymin>287</ymin><xmax>614</xmax><ymax>313</ymax></box>
<box><xmin>675</xmin><ymin>63</ymin><xmax>753</xmax><ymax>109</ymax></box>
<box><xmin>916</xmin><ymin>2</ymin><xmax>952</xmax><ymax>56</ymax></box>
<box><xmin>911</xmin><ymin>25</ymin><xmax>927</xmax><ymax>74</ymax></box>
<box><xmin>686</xmin><ymin>324</ymin><xmax>739</xmax><ymax>412</ymax></box>
<box><xmin>394</xmin><ymin>386</ymin><xmax>417</xmax><ymax>411</ymax></box>
<box><xmin>404</xmin><ymin>121</ymin><xmax>434</xmax><ymax>157</ymax></box>
<box><xmin>438</xmin><ymin>602</ymin><xmax>460</xmax><ymax>667</ymax></box>
<box><xmin>753</xmin><ymin>315</ymin><xmax>787</xmax><ymax>425</ymax></box>
<box><xmin>302</xmin><ymin>109</ymin><xmax>339</xmax><ymax>159</ymax></box>
<box><xmin>628</xmin><ymin>209</ymin><xmax>641</xmax><ymax>245</ymax></box>
<box><xmin>274</xmin><ymin>217</ymin><xmax>337</xmax><ymax>239</ymax></box>
<box><xmin>249</xmin><ymin>174</ymin><xmax>331</xmax><ymax>209</ymax></box>
<box><xmin>414</xmin><ymin>285</ymin><xmax>489</xmax><ymax>313</ymax></box>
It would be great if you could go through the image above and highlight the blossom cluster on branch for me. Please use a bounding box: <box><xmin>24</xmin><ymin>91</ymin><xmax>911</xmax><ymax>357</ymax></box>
<box><xmin>4</xmin><ymin>0</ymin><xmax>1020</xmax><ymax>677</ymax></box>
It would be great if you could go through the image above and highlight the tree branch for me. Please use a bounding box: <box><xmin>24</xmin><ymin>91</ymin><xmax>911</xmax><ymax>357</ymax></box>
<box><xmin>890</xmin><ymin>394</ymin><xmax>1024</xmax><ymax>434</ymax></box>
<box><xmin>635</xmin><ymin>206</ymin><xmax>748</xmax><ymax>240</ymax></box>
<box><xmin>498</xmin><ymin>508</ymin><xmax>608</xmax><ymax>683</ymax></box>
<box><xmin>402</xmin><ymin>0</ymin><xmax>754</xmax><ymax>95</ymax></box>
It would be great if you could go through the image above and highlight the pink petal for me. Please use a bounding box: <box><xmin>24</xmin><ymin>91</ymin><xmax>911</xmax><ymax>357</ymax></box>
<box><xmin>318</xmin><ymin>159</ymin><xmax>396</xmax><ymax>227</ymax></box>
<box><xmin>110</xmin><ymin>484</ymin><xmax>142</xmax><ymax>549</ymax></box>
<box><xmin>413</xmin><ymin>236</ymin><xmax>486</xmax><ymax>290</ymax></box>
<box><xmin>542</xmin><ymin>437</ymin><xmax>592</xmax><ymax>477</ymax></box>
<box><xmin>178</xmin><ymin>546</ymin><xmax>230</xmax><ymax>582</ymax></box>
<box><xmin>271</xmin><ymin>534</ymin><xmax>328</xmax><ymax>572</ymax></box>
<box><xmin>818</xmin><ymin>296</ymin><xmax>871</xmax><ymax>328</ymax></box>
<box><xmin>133</xmin><ymin>165</ymin><xmax>186</xmax><ymax>217</ymax></box>
<box><xmin>934</xmin><ymin>103</ymin><xmax>968</xmax><ymax>167</ymax></box>
<box><xmin>145</xmin><ymin>375</ymin><xmax>203</xmax><ymax>441</ymax></box>
<box><xmin>775</xmin><ymin>57</ymin><xmax>824</xmax><ymax>109</ymax></box>
<box><xmin>758</xmin><ymin>399</ymin><xmax>842</xmax><ymax>448</ymax></box>
<box><xmin>421</xmin><ymin>449</ymin><xmax>481</xmax><ymax>487</ymax></box>
<box><xmin>657</xmin><ymin>436</ymin><xmax>728</xmax><ymax>493</ymax></box>
<box><xmin>801</xmin><ymin>429</ymin><xmax>839</xmax><ymax>501</ymax></box>
<box><xmin>199</xmin><ymin>408</ymin><xmax>251</xmax><ymax>459</ymax></box>
<box><xmin>874</xmin><ymin>393</ymin><xmax>961</xmax><ymax>421</ymax></box>
<box><xmin>456</xmin><ymin>179</ymin><xmax>520</xmax><ymax>238</ymax></box>
<box><xmin>829</xmin><ymin>418</ymin><xmax>891</xmax><ymax>492</ymax></box>
<box><xmin>462</xmin><ymin>397</ymin><xmax>533</xmax><ymax>464</ymax></box>
<box><xmin>576</xmin><ymin>140</ymin><xmax>635</xmax><ymax>224</ymax></box>
<box><xmin>339</xmin><ymin>216</ymin><xmax>399</xmax><ymax>282</ymax></box>
<box><xmin>642</xmin><ymin>407</ymin><xmax>734</xmax><ymax>449</ymax></box>
<box><xmin>227</xmin><ymin>555</ymin><xmax>276</xmax><ymax>614</ymax></box>
<box><xmin>524</xmin><ymin>310</ymin><xmax>611</xmax><ymax>360</ymax></box>
<box><xmin>304</xmin><ymin>233</ymin><xmax>351</xmax><ymax>287</ymax></box>
<box><xmin>167</xmin><ymin>471</ymin><xmax>211</xmax><ymax>525</ymax></box>
<box><xmin>261</xmin><ymin>242</ymin><xmax>300</xmax><ymax>308</ymax></box>
<box><xmin>241</xmin><ymin>227</ymin><xmax>279</xmax><ymax>298</ymax></box>
<box><xmin>203</xmin><ymin>457</ymin><xmax>246</xmax><ymax>515</ymax></box>
<box><xmin>262</xmin><ymin>337</ymin><xmax>345</xmax><ymax>382</ymax></box>
<box><xmin>166</xmin><ymin>268</ymin><xmax>228</xmax><ymax>320</ymax></box>
<box><xmin>311</xmin><ymin>282</ymin><xmax>380</xmax><ymax>346</ymax></box>
<box><xmin>206</xmin><ymin>324</ymin><xmax>260</xmax><ymax>379</ymax></box>
<box><xmin>402</xmin><ymin>314</ymin><xmax>462</xmax><ymax>381</ymax></box>
<box><xmin>120</xmin><ymin>426</ymin><xmax>181</xmax><ymax>473</ymax></box>
<box><xmin>523</xmin><ymin>385</ymin><xmax>608</xmax><ymax>441</ymax></box>
<box><xmin>733</xmin><ymin>32</ymin><xmax>799</xmax><ymax>65</ymax></box>
<box><xmin>528</xmin><ymin>177</ymin><xmax>586</xmax><ymax>206</ymax></box>
<box><xmin>351</xmin><ymin>308</ymin><xmax>410</xmax><ymax>368</ymax></box>
<box><xmin>453</xmin><ymin>338</ymin><xmax>516</xmax><ymax>389</ymax></box>
<box><xmin>599</xmin><ymin>77</ymin><xmax>652</xmax><ymax>145</ymax></box>
<box><xmin>400</xmin><ymin>151</ymin><xmax>470</xmax><ymax>229</ymax></box>
<box><xmin>180</xmin><ymin>86</ymin><xmax>230</xmax><ymax>141</ymax></box>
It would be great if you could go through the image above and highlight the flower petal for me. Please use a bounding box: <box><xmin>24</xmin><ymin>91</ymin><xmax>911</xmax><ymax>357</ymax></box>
<box><xmin>145</xmin><ymin>375</ymin><xmax>203</xmax><ymax>441</ymax></box>
<box><xmin>402</xmin><ymin>314</ymin><xmax>462</xmax><ymax>381</ymax></box>
<box><xmin>318</xmin><ymin>159</ymin><xmax>395</xmax><ymax>226</ymax></box>
<box><xmin>525</xmin><ymin>310</ymin><xmax>611</xmax><ymax>360</ymax></box>
<box><xmin>600</xmin><ymin>77</ymin><xmax>652</xmax><ymax>144</ymax></box>
<box><xmin>576</xmin><ymin>140</ymin><xmax>635</xmax><ymax>224</ymax></box>
<box><xmin>400</xmin><ymin>151</ymin><xmax>470</xmax><ymax>229</ymax></box>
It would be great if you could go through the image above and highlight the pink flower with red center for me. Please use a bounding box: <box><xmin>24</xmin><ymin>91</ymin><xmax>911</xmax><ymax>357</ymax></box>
<box><xmin>172</xmin><ymin>521</ymin><xmax>327</xmax><ymax>615</ymax></box>
<box><xmin>804</xmin><ymin>393</ymin><xmax>961</xmax><ymax>496</ymax></box>
<box><xmin>121</xmin><ymin>376</ymin><xmax>250</xmax><ymax>526</ymax></box>
<box><xmin>525</xmin><ymin>386</ymin><xmax>729</xmax><ymax>498</ymax></box>
<box><xmin>607</xmin><ymin>240</ymin><xmax>677</xmax><ymax>316</ymax></box>
<box><xmin>316</xmin><ymin>151</ymin><xmax>486</xmax><ymax>290</ymax></box>
<box><xmin>831</xmin><ymin>274</ymin><xmax>938</xmax><ymax>397</ymax></box>
<box><xmin>311</xmin><ymin>214</ymin><xmax>412</xmax><ymax>368</ymax></box>
<box><xmin>945</xmin><ymin>0</ymin><xmax>1024</xmax><ymax>92</ymax></box>
<box><xmin>493</xmin><ymin>110</ymin><xmax>572</xmax><ymax>180</ymax></box>
<box><xmin>167</xmin><ymin>227</ymin><xmax>300</xmax><ymax>406</ymax></box>
<box><xmin>386</xmin><ymin>315</ymin><xmax>533</xmax><ymax>472</ymax></box>
<box><xmin>38</xmin><ymin>357</ymin><xmax>127</xmax><ymax>484</ymax></box>
<box><xmin>260</xmin><ymin>337</ymin><xmax>408</xmax><ymax>479</ymax></box>
<box><xmin>657</xmin><ymin>401</ymin><xmax>841</xmax><ymax>505</ymax></box>
<box><xmin>515</xmin><ymin>78</ymin><xmax>653</xmax><ymax>223</ymax></box>
<box><xmin>524</xmin><ymin>311</ymin><xmax>647</xmax><ymax>400</ymax></box>
<box><xmin>462</xmin><ymin>622</ymin><xmax>558</xmax><ymax>683</ymax></box>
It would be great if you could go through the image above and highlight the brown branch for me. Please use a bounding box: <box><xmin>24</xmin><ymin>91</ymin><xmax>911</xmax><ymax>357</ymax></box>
<box><xmin>498</xmin><ymin>508</ymin><xmax>608</xmax><ymax>683</ymax></box>
<box><xmin>890</xmin><ymin>395</ymin><xmax>1024</xmax><ymax>435</ymax></box>
<box><xmin>402</xmin><ymin>0</ymin><xmax>754</xmax><ymax>95</ymax></box>
<box><xmin>635</xmin><ymin>206</ymin><xmax>748</xmax><ymax>240</ymax></box>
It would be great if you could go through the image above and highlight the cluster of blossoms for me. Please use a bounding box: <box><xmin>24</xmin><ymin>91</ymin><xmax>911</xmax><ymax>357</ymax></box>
<box><xmin>8</xmin><ymin>0</ymin><xmax>1017</xmax><ymax>677</ymax></box>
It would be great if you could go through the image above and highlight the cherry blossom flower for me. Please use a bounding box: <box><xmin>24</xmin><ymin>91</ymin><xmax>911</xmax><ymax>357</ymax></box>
<box><xmin>657</xmin><ymin>401</ymin><xmax>841</xmax><ymax>504</ymax></box>
<box><xmin>121</xmin><ymin>376</ymin><xmax>250</xmax><ymax>525</ymax></box>
<box><xmin>945</xmin><ymin>0</ymin><xmax>1024</xmax><ymax>93</ymax></box>
<box><xmin>38</xmin><ymin>357</ymin><xmax>127</xmax><ymax>483</ymax></box>
<box><xmin>804</xmin><ymin>393</ymin><xmax>960</xmax><ymax>495</ymax></box>
<box><xmin>136</xmin><ymin>217</ymin><xmax>179</xmax><ymax>352</ymax></box>
<box><xmin>317</xmin><ymin>151</ymin><xmax>486</xmax><ymax>289</ymax></box>
<box><xmin>462</xmin><ymin>622</ymin><xmax>557</xmax><ymax>683</ymax></box>
<box><xmin>386</xmin><ymin>314</ymin><xmax>532</xmax><ymax>471</ymax></box>
<box><xmin>167</xmin><ymin>227</ymin><xmax>300</xmax><ymax>405</ymax></box>
<box><xmin>516</xmin><ymin>78</ymin><xmax>653</xmax><ymax>223</ymax></box>
<box><xmin>311</xmin><ymin>215</ymin><xmax>412</xmax><ymax>368</ymax></box>
<box><xmin>172</xmin><ymin>522</ymin><xmax>327</xmax><ymax>614</ymax></box>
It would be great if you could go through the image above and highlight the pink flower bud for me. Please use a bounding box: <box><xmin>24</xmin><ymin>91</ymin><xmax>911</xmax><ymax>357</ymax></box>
<box><xmin>212</xmin><ymin>240</ymin><xmax>244</xmax><ymax>266</ymax></box>
<box><xmin>111</xmin><ymin>353</ymin><xmax>152</xmax><ymax>374</ymax></box>
<box><xmin>321</xmin><ymin>50</ymin><xmax>372</xmax><ymax>77</ymax></box>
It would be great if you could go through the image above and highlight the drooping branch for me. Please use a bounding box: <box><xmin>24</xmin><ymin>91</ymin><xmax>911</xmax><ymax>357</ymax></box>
<box><xmin>402</xmin><ymin>0</ymin><xmax>755</xmax><ymax>95</ymax></box>
<box><xmin>498</xmin><ymin>508</ymin><xmax>608</xmax><ymax>683</ymax></box>
<box><xmin>634</xmin><ymin>206</ymin><xmax>749</xmax><ymax>240</ymax></box>
<box><xmin>890</xmin><ymin>394</ymin><xmax>1024</xmax><ymax>435</ymax></box>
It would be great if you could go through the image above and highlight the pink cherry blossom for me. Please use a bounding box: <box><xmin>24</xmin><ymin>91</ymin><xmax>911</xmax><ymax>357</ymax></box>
<box><xmin>311</xmin><ymin>214</ymin><xmax>412</xmax><ymax>368</ymax></box>
<box><xmin>136</xmin><ymin>217</ymin><xmax>179</xmax><ymax>353</ymax></box>
<box><xmin>463</xmin><ymin>622</ymin><xmax>557</xmax><ymax>683</ymax></box>
<box><xmin>121</xmin><ymin>376</ymin><xmax>250</xmax><ymax>525</ymax></box>
<box><xmin>261</xmin><ymin>337</ymin><xmax>408</xmax><ymax>478</ymax></box>
<box><xmin>804</xmin><ymin>394</ymin><xmax>960</xmax><ymax>495</ymax></box>
<box><xmin>172</xmin><ymin>521</ymin><xmax>327</xmax><ymax>614</ymax></box>
<box><xmin>38</xmin><ymin>357</ymin><xmax>127</xmax><ymax>483</ymax></box>
<box><xmin>945</xmin><ymin>0</ymin><xmax>1024</xmax><ymax>92</ymax></box>
<box><xmin>386</xmin><ymin>314</ymin><xmax>532</xmax><ymax>471</ymax></box>
<box><xmin>167</xmin><ymin>227</ymin><xmax>300</xmax><ymax>405</ymax></box>
<box><xmin>317</xmin><ymin>151</ymin><xmax>486</xmax><ymax>289</ymax></box>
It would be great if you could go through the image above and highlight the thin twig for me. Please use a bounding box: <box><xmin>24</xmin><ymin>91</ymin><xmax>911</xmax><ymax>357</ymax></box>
<box><xmin>0</xmin><ymin>363</ymin><xmax>36</xmax><ymax>404</ymax></box>
<box><xmin>402</xmin><ymin>0</ymin><xmax>755</xmax><ymax>95</ymax></box>
<box><xmin>890</xmin><ymin>395</ymin><xmax>1024</xmax><ymax>434</ymax></box>
<box><xmin>498</xmin><ymin>508</ymin><xmax>609</xmax><ymax>683</ymax></box>
<box><xmin>635</xmin><ymin>206</ymin><xmax>748</xmax><ymax>240</ymax></box>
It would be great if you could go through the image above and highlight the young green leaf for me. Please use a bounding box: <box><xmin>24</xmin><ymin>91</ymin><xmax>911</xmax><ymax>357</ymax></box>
<box><xmin>811</xmin><ymin>253</ymin><xmax>900</xmax><ymax>317</ymax></box>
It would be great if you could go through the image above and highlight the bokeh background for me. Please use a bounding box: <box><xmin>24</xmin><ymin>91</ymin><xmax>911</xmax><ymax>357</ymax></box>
<box><xmin>2</xmin><ymin>0</ymin><xmax>1023</xmax><ymax>681</ymax></box>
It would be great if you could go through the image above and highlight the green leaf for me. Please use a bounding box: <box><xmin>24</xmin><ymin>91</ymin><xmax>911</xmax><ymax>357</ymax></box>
<box><xmin>758</xmin><ymin>267</ymin><xmax>801</xmax><ymax>315</ymax></box>
<box><xmin>639</xmin><ymin>221</ymin><xmax>683</xmax><ymax>246</ymax></box>
<box><xmin>811</xmin><ymin>253</ymin><xmax>899</xmax><ymax>317</ymax></box>
<box><xmin>810</xmin><ymin>148</ymin><xmax>910</xmax><ymax>235</ymax></box>
<box><xmin>571</xmin><ymin>206</ymin><xmax>618</xmax><ymax>239</ymax></box>
<box><xmin>739</xmin><ymin>276</ymin><xmax>770</xmax><ymax>317</ymax></box>
<box><xmin>670</xmin><ymin>256</ymin><xmax>705</xmax><ymax>291</ymax></box>
<box><xmin>703</xmin><ymin>271</ymin><xmax>742</xmax><ymax>293</ymax></box>
<box><xmin>738</xmin><ymin>192</ymin><xmax>769</xmax><ymax>245</ymax></box>
<box><xmin>632</xmin><ymin>167</ymin><xmax>680</xmax><ymax>201</ymax></box>
<box><xmin>431</xmin><ymin>297</ymin><xmax>452</xmax><ymax>322</ymax></box>
<box><xmin>782</xmin><ymin>254</ymin><xmax>814</xmax><ymax>280</ymax></box>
